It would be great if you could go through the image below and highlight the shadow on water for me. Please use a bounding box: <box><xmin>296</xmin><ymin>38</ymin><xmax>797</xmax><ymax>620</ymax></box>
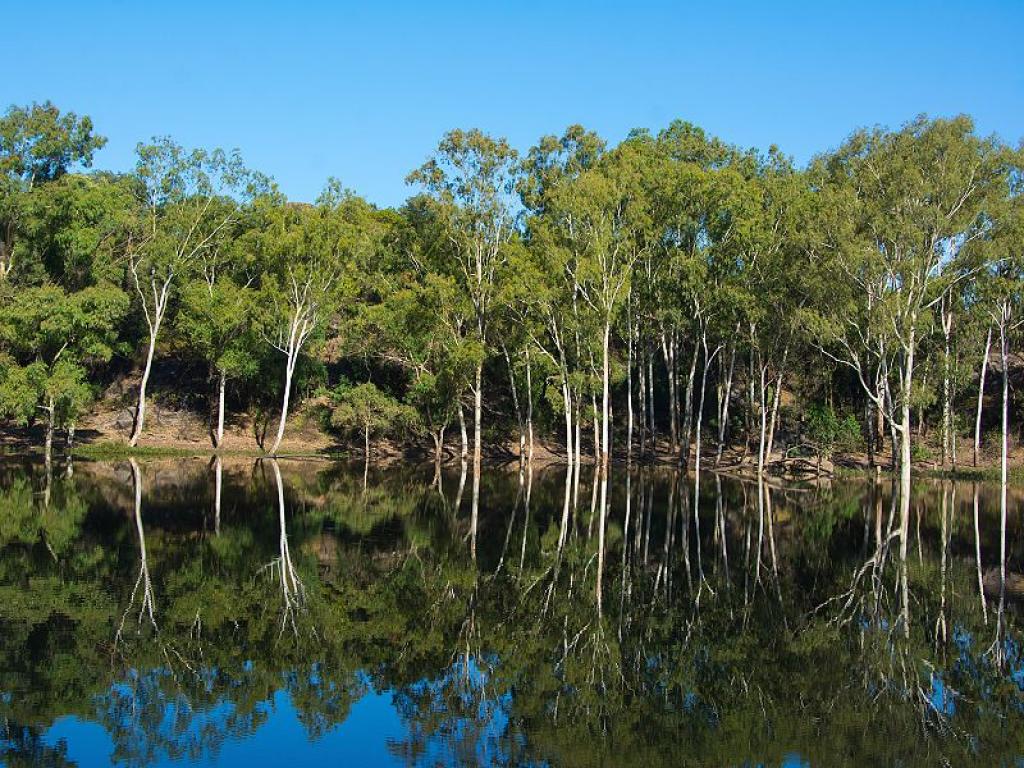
<box><xmin>1</xmin><ymin>455</ymin><xmax>1024</xmax><ymax>766</ymax></box>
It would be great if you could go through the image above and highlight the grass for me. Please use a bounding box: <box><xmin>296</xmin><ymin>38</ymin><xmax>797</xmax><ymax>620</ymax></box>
<box><xmin>70</xmin><ymin>441</ymin><xmax>333</xmax><ymax>460</ymax></box>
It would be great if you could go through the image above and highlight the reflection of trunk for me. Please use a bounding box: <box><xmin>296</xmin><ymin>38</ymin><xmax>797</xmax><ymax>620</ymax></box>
<box><xmin>269</xmin><ymin>459</ymin><xmax>305</xmax><ymax>635</ymax></box>
<box><xmin>937</xmin><ymin>484</ymin><xmax>949</xmax><ymax>644</ymax></box>
<box><xmin>471</xmin><ymin>362</ymin><xmax>482</xmax><ymax>561</ymax></box>
<box><xmin>519</xmin><ymin>462</ymin><xmax>532</xmax><ymax>572</ymax></box>
<box><xmin>363</xmin><ymin>423</ymin><xmax>370</xmax><ymax>493</ymax></box>
<box><xmin>116</xmin><ymin>459</ymin><xmax>156</xmax><ymax>643</ymax></box>
<box><xmin>557</xmin><ymin>455</ymin><xmax>572</xmax><ymax>552</ymax></box>
<box><xmin>595</xmin><ymin>464</ymin><xmax>609</xmax><ymax>615</ymax></box>
<box><xmin>973</xmin><ymin>483</ymin><xmax>988</xmax><ymax>624</ymax></box>
<box><xmin>214</xmin><ymin>456</ymin><xmax>222</xmax><ymax>535</ymax></box>
<box><xmin>974</xmin><ymin>326</ymin><xmax>992</xmax><ymax>467</ymax></box>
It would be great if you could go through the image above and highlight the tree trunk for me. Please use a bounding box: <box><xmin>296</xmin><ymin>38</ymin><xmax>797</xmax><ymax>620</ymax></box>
<box><xmin>525</xmin><ymin>346</ymin><xmax>534</xmax><ymax>465</ymax></box>
<box><xmin>996</xmin><ymin>307</ymin><xmax>1010</xmax><ymax>664</ymax></box>
<box><xmin>269</xmin><ymin>346</ymin><xmax>297</xmax><ymax>455</ymax></box>
<box><xmin>562</xmin><ymin>375</ymin><xmax>573</xmax><ymax>464</ymax></box>
<box><xmin>974</xmin><ymin>326</ymin><xmax>992</xmax><ymax>467</ymax></box>
<box><xmin>215</xmin><ymin>369</ymin><xmax>227</xmax><ymax>448</ymax></box>
<box><xmin>647</xmin><ymin>353</ymin><xmax>656</xmax><ymax>456</ymax></box>
<box><xmin>458</xmin><ymin>403</ymin><xmax>468</xmax><ymax>461</ymax></box>
<box><xmin>627</xmin><ymin>315</ymin><xmax>635</xmax><ymax>466</ymax></box>
<box><xmin>679</xmin><ymin>346</ymin><xmax>698</xmax><ymax>470</ymax></box>
<box><xmin>129</xmin><ymin>323</ymin><xmax>160</xmax><ymax>447</ymax></box>
<box><xmin>662</xmin><ymin>333</ymin><xmax>678</xmax><ymax>454</ymax></box>
<box><xmin>44</xmin><ymin>397</ymin><xmax>55</xmax><ymax>477</ymax></box>
<box><xmin>941</xmin><ymin>299</ymin><xmax>953</xmax><ymax>468</ymax></box>
<box><xmin>364</xmin><ymin>423</ymin><xmax>370</xmax><ymax>492</ymax></box>
<box><xmin>765</xmin><ymin>370</ymin><xmax>784</xmax><ymax>460</ymax></box>
<box><xmin>601</xmin><ymin>322</ymin><xmax>611</xmax><ymax>469</ymax></box>
<box><xmin>715</xmin><ymin>342</ymin><xmax>736</xmax><ymax>467</ymax></box>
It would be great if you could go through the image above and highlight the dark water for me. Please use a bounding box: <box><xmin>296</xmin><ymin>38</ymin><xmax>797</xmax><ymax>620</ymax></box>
<box><xmin>1</xmin><ymin>456</ymin><xmax>1023</xmax><ymax>767</ymax></box>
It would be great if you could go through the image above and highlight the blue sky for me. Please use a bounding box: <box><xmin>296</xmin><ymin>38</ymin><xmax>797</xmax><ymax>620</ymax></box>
<box><xmin>3</xmin><ymin>0</ymin><xmax>1021</xmax><ymax>207</ymax></box>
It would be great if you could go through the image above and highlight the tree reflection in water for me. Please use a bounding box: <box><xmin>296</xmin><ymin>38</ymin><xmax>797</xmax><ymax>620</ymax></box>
<box><xmin>0</xmin><ymin>457</ymin><xmax>1023</xmax><ymax>766</ymax></box>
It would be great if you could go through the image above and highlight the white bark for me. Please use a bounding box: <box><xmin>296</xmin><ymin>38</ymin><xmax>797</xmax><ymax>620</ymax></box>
<box><xmin>974</xmin><ymin>326</ymin><xmax>992</xmax><ymax>467</ymax></box>
<box><xmin>128</xmin><ymin>263</ymin><xmax>173</xmax><ymax>447</ymax></box>
<box><xmin>215</xmin><ymin>370</ymin><xmax>226</xmax><ymax>448</ymax></box>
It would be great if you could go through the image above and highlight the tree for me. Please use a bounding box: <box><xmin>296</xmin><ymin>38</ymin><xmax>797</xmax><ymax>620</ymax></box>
<box><xmin>804</xmin><ymin>116</ymin><xmax>1011</xmax><ymax>635</ymax></box>
<box><xmin>254</xmin><ymin>185</ymin><xmax>375</xmax><ymax>455</ymax></box>
<box><xmin>0</xmin><ymin>101</ymin><xmax>106</xmax><ymax>283</ymax></box>
<box><xmin>176</xmin><ymin>221</ymin><xmax>261</xmax><ymax>448</ymax></box>
<box><xmin>407</xmin><ymin>129</ymin><xmax>519</xmax><ymax>560</ymax></box>
<box><xmin>329</xmin><ymin>381</ymin><xmax>418</xmax><ymax>484</ymax></box>
<box><xmin>0</xmin><ymin>283</ymin><xmax>128</xmax><ymax>468</ymax></box>
<box><xmin>126</xmin><ymin>138</ymin><xmax>267</xmax><ymax>446</ymax></box>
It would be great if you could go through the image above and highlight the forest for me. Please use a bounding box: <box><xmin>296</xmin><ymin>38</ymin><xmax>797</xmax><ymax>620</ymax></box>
<box><xmin>0</xmin><ymin>101</ymin><xmax>1022</xmax><ymax>494</ymax></box>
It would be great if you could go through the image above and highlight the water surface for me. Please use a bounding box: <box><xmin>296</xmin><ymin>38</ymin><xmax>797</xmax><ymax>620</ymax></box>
<box><xmin>1</xmin><ymin>457</ymin><xmax>1023</xmax><ymax>766</ymax></box>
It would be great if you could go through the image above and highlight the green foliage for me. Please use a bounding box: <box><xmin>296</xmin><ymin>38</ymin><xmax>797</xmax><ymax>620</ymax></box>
<box><xmin>328</xmin><ymin>381</ymin><xmax>419</xmax><ymax>448</ymax></box>
<box><xmin>805</xmin><ymin>405</ymin><xmax>862</xmax><ymax>458</ymax></box>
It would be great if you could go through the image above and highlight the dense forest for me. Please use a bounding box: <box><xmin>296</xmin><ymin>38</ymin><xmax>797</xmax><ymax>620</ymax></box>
<box><xmin>0</xmin><ymin>101</ymin><xmax>1021</xmax><ymax>491</ymax></box>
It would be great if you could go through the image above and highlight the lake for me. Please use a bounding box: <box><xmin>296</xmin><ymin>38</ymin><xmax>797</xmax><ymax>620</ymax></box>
<box><xmin>1</xmin><ymin>456</ymin><xmax>1022</xmax><ymax>766</ymax></box>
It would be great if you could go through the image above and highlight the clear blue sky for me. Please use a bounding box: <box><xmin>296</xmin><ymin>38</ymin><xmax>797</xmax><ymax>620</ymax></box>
<box><xmin>3</xmin><ymin>0</ymin><xmax>1021</xmax><ymax>207</ymax></box>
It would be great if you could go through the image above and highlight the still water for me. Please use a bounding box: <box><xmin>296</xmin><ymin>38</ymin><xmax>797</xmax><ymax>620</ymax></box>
<box><xmin>1</xmin><ymin>456</ymin><xmax>1023</xmax><ymax>767</ymax></box>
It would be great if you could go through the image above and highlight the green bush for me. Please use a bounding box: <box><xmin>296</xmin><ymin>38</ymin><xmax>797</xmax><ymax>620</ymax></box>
<box><xmin>805</xmin><ymin>405</ymin><xmax>863</xmax><ymax>459</ymax></box>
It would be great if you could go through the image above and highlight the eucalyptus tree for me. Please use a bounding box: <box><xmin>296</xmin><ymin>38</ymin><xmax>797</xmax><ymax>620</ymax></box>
<box><xmin>329</xmin><ymin>381</ymin><xmax>418</xmax><ymax>485</ymax></box>
<box><xmin>518</xmin><ymin>125</ymin><xmax>606</xmax><ymax>469</ymax></box>
<box><xmin>407</xmin><ymin>129</ymin><xmax>519</xmax><ymax>559</ymax></box>
<box><xmin>544</xmin><ymin>140</ymin><xmax>649</xmax><ymax>470</ymax></box>
<box><xmin>735</xmin><ymin>154</ymin><xmax>814</xmax><ymax>474</ymax></box>
<box><xmin>177</xmin><ymin>266</ymin><xmax>258</xmax><ymax>447</ymax></box>
<box><xmin>964</xmin><ymin>157</ymin><xmax>1024</xmax><ymax>662</ymax></box>
<box><xmin>126</xmin><ymin>138</ymin><xmax>267</xmax><ymax>446</ymax></box>
<box><xmin>355</xmin><ymin>197</ymin><xmax>476</xmax><ymax>470</ymax></box>
<box><xmin>254</xmin><ymin>196</ymin><xmax>344</xmax><ymax>455</ymax></box>
<box><xmin>0</xmin><ymin>101</ymin><xmax>106</xmax><ymax>284</ymax></box>
<box><xmin>804</xmin><ymin>116</ymin><xmax>1010</xmax><ymax>635</ymax></box>
<box><xmin>643</xmin><ymin>122</ymin><xmax>742</xmax><ymax>466</ymax></box>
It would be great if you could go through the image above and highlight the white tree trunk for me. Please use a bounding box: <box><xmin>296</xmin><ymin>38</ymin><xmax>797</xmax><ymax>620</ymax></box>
<box><xmin>974</xmin><ymin>326</ymin><xmax>992</xmax><ymax>467</ymax></box>
<box><xmin>601</xmin><ymin>322</ymin><xmax>611</xmax><ymax>469</ymax></box>
<box><xmin>716</xmin><ymin>342</ymin><xmax>736</xmax><ymax>466</ymax></box>
<box><xmin>130</xmin><ymin>324</ymin><xmax>160</xmax><ymax>446</ymax></box>
<box><xmin>215</xmin><ymin>370</ymin><xmax>226</xmax><ymax>448</ymax></box>
<box><xmin>269</xmin><ymin>346</ymin><xmax>297</xmax><ymax>456</ymax></box>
